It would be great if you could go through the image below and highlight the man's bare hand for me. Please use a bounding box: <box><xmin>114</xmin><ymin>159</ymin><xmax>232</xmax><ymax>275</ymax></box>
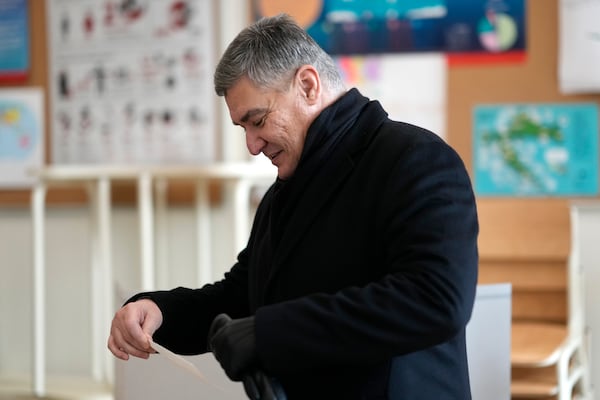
<box><xmin>107</xmin><ymin>299</ymin><xmax>163</xmax><ymax>360</ymax></box>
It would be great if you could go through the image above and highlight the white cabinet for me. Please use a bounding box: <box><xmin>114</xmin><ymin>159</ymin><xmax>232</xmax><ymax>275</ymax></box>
<box><xmin>570</xmin><ymin>201</ymin><xmax>600</xmax><ymax>398</ymax></box>
<box><xmin>466</xmin><ymin>283</ymin><xmax>512</xmax><ymax>400</ymax></box>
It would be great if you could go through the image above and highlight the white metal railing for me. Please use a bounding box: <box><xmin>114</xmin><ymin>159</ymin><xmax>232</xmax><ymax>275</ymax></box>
<box><xmin>29</xmin><ymin>162</ymin><xmax>276</xmax><ymax>397</ymax></box>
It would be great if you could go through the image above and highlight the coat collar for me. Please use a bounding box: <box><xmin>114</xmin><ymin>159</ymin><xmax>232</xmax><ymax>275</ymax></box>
<box><xmin>263</xmin><ymin>96</ymin><xmax>389</xmax><ymax>291</ymax></box>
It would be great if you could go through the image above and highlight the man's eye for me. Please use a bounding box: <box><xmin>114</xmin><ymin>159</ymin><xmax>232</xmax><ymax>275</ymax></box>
<box><xmin>253</xmin><ymin>117</ymin><xmax>266</xmax><ymax>127</ymax></box>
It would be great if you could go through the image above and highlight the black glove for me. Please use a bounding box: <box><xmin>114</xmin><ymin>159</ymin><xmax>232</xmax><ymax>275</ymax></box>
<box><xmin>243</xmin><ymin>370</ymin><xmax>287</xmax><ymax>400</ymax></box>
<box><xmin>208</xmin><ymin>313</ymin><xmax>257</xmax><ymax>381</ymax></box>
<box><xmin>208</xmin><ymin>314</ymin><xmax>287</xmax><ymax>400</ymax></box>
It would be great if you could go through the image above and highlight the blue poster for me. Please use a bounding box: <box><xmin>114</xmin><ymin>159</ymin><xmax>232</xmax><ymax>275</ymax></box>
<box><xmin>474</xmin><ymin>103</ymin><xmax>599</xmax><ymax>197</ymax></box>
<box><xmin>0</xmin><ymin>0</ymin><xmax>29</xmax><ymax>80</ymax></box>
<box><xmin>0</xmin><ymin>88</ymin><xmax>44</xmax><ymax>187</ymax></box>
<box><xmin>254</xmin><ymin>0</ymin><xmax>526</xmax><ymax>56</ymax></box>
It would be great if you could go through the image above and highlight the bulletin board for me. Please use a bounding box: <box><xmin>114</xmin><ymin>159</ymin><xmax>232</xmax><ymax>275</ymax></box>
<box><xmin>448</xmin><ymin>0</ymin><xmax>600</xmax><ymax>324</ymax></box>
<box><xmin>0</xmin><ymin>1</ymin><xmax>50</xmax><ymax>204</ymax></box>
<box><xmin>1</xmin><ymin>0</ymin><xmax>599</xmax><ymax>214</ymax></box>
<box><xmin>448</xmin><ymin>0</ymin><xmax>600</xmax><ymax>240</ymax></box>
<box><xmin>0</xmin><ymin>1</ymin><xmax>222</xmax><ymax>205</ymax></box>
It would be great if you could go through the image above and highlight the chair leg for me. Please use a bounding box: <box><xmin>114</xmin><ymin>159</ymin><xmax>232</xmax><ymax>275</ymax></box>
<box><xmin>575</xmin><ymin>344</ymin><xmax>592</xmax><ymax>399</ymax></box>
<box><xmin>556</xmin><ymin>350</ymin><xmax>571</xmax><ymax>400</ymax></box>
<box><xmin>555</xmin><ymin>342</ymin><xmax>592</xmax><ymax>400</ymax></box>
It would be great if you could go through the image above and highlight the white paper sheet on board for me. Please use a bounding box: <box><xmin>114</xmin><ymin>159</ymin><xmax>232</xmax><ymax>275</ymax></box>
<box><xmin>559</xmin><ymin>0</ymin><xmax>600</xmax><ymax>94</ymax></box>
<box><xmin>336</xmin><ymin>53</ymin><xmax>447</xmax><ymax>139</ymax></box>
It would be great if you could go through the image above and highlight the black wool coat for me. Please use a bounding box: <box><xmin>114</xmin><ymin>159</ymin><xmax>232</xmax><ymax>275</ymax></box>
<box><xmin>141</xmin><ymin>90</ymin><xmax>479</xmax><ymax>400</ymax></box>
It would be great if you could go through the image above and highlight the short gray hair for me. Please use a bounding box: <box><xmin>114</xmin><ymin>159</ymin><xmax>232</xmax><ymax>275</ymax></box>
<box><xmin>214</xmin><ymin>14</ymin><xmax>344</xmax><ymax>96</ymax></box>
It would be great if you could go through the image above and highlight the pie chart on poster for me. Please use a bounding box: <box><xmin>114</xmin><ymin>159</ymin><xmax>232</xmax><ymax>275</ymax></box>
<box><xmin>478</xmin><ymin>12</ymin><xmax>518</xmax><ymax>52</ymax></box>
<box><xmin>257</xmin><ymin>0</ymin><xmax>323</xmax><ymax>28</ymax></box>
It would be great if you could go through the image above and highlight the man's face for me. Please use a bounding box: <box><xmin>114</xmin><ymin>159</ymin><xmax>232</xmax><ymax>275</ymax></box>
<box><xmin>225</xmin><ymin>75</ymin><xmax>312</xmax><ymax>180</ymax></box>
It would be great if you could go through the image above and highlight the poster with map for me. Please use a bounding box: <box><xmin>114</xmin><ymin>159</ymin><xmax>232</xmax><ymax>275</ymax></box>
<box><xmin>0</xmin><ymin>88</ymin><xmax>44</xmax><ymax>187</ymax></box>
<box><xmin>474</xmin><ymin>103</ymin><xmax>599</xmax><ymax>196</ymax></box>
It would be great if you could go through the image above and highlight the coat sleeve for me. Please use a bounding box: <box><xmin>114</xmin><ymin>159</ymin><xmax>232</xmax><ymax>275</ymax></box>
<box><xmin>254</xmin><ymin>136</ymin><xmax>479</xmax><ymax>374</ymax></box>
<box><xmin>126</xmin><ymin>249</ymin><xmax>252</xmax><ymax>355</ymax></box>
<box><xmin>124</xmin><ymin>183</ymin><xmax>278</xmax><ymax>355</ymax></box>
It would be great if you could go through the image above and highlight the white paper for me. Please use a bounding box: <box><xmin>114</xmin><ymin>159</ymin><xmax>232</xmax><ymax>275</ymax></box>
<box><xmin>559</xmin><ymin>0</ymin><xmax>600</xmax><ymax>93</ymax></box>
<box><xmin>150</xmin><ymin>340</ymin><xmax>211</xmax><ymax>382</ymax></box>
<box><xmin>335</xmin><ymin>53</ymin><xmax>447</xmax><ymax>138</ymax></box>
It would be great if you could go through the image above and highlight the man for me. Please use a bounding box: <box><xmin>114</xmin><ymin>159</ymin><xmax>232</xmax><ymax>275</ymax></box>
<box><xmin>108</xmin><ymin>14</ymin><xmax>479</xmax><ymax>399</ymax></box>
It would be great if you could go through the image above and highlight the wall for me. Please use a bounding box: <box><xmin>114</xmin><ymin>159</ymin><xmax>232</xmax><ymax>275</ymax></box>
<box><xmin>0</xmin><ymin>201</ymin><xmax>248</xmax><ymax>379</ymax></box>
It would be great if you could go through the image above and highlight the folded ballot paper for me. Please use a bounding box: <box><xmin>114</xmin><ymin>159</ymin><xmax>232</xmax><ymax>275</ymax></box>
<box><xmin>150</xmin><ymin>340</ymin><xmax>218</xmax><ymax>386</ymax></box>
<box><xmin>150</xmin><ymin>340</ymin><xmax>287</xmax><ymax>400</ymax></box>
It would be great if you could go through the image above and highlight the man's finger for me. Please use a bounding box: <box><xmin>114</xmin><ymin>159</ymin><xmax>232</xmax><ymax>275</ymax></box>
<box><xmin>107</xmin><ymin>335</ymin><xmax>129</xmax><ymax>360</ymax></box>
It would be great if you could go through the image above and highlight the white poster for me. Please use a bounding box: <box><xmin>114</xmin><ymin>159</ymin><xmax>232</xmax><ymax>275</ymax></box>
<box><xmin>0</xmin><ymin>88</ymin><xmax>44</xmax><ymax>187</ymax></box>
<box><xmin>47</xmin><ymin>0</ymin><xmax>217</xmax><ymax>165</ymax></box>
<box><xmin>335</xmin><ymin>53</ymin><xmax>446</xmax><ymax>139</ymax></box>
<box><xmin>559</xmin><ymin>0</ymin><xmax>600</xmax><ymax>94</ymax></box>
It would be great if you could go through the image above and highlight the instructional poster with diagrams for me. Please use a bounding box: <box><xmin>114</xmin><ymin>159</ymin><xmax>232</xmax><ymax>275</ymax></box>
<box><xmin>47</xmin><ymin>0</ymin><xmax>216</xmax><ymax>165</ymax></box>
<box><xmin>474</xmin><ymin>103</ymin><xmax>599</xmax><ymax>197</ymax></box>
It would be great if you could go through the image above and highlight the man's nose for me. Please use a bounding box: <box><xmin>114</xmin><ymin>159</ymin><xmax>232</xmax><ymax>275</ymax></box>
<box><xmin>246</xmin><ymin>130</ymin><xmax>266</xmax><ymax>156</ymax></box>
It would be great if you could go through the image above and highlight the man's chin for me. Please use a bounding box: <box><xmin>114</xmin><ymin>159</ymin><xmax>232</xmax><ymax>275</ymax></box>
<box><xmin>277</xmin><ymin>169</ymin><xmax>291</xmax><ymax>180</ymax></box>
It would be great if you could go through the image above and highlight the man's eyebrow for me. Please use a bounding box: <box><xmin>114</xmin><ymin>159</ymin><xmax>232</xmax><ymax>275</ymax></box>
<box><xmin>234</xmin><ymin>108</ymin><xmax>269</xmax><ymax>125</ymax></box>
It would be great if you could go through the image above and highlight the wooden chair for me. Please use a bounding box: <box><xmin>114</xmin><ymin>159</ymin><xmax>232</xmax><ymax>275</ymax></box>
<box><xmin>510</xmin><ymin>206</ymin><xmax>592</xmax><ymax>399</ymax></box>
<box><xmin>477</xmin><ymin>199</ymin><xmax>593</xmax><ymax>400</ymax></box>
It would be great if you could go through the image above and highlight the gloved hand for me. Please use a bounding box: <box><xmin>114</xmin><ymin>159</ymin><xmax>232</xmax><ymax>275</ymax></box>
<box><xmin>208</xmin><ymin>314</ymin><xmax>287</xmax><ymax>399</ymax></box>
<box><xmin>208</xmin><ymin>313</ymin><xmax>257</xmax><ymax>381</ymax></box>
<box><xmin>243</xmin><ymin>370</ymin><xmax>287</xmax><ymax>400</ymax></box>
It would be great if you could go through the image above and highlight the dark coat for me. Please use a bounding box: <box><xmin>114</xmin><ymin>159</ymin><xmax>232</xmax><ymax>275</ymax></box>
<box><xmin>144</xmin><ymin>91</ymin><xmax>479</xmax><ymax>399</ymax></box>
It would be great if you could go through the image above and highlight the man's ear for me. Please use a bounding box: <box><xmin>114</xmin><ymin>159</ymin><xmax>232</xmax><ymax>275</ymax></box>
<box><xmin>295</xmin><ymin>65</ymin><xmax>321</xmax><ymax>104</ymax></box>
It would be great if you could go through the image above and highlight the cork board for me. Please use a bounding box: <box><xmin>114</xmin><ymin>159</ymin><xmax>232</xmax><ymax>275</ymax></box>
<box><xmin>447</xmin><ymin>0</ymin><xmax>600</xmax><ymax>322</ymax></box>
<box><xmin>0</xmin><ymin>0</ymin><xmax>221</xmax><ymax>205</ymax></box>
<box><xmin>2</xmin><ymin>1</ymin><xmax>599</xmax><ymax>210</ymax></box>
<box><xmin>448</xmin><ymin>0</ymin><xmax>600</xmax><ymax>259</ymax></box>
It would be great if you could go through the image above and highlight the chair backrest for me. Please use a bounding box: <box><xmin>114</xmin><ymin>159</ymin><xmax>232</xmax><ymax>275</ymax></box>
<box><xmin>477</xmin><ymin>199</ymin><xmax>570</xmax><ymax>325</ymax></box>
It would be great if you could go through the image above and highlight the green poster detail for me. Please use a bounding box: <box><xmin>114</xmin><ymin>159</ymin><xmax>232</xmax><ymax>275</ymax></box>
<box><xmin>474</xmin><ymin>103</ymin><xmax>599</xmax><ymax>196</ymax></box>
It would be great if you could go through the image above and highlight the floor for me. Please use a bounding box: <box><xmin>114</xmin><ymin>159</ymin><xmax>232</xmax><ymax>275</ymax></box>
<box><xmin>0</xmin><ymin>397</ymin><xmax>63</xmax><ymax>400</ymax></box>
